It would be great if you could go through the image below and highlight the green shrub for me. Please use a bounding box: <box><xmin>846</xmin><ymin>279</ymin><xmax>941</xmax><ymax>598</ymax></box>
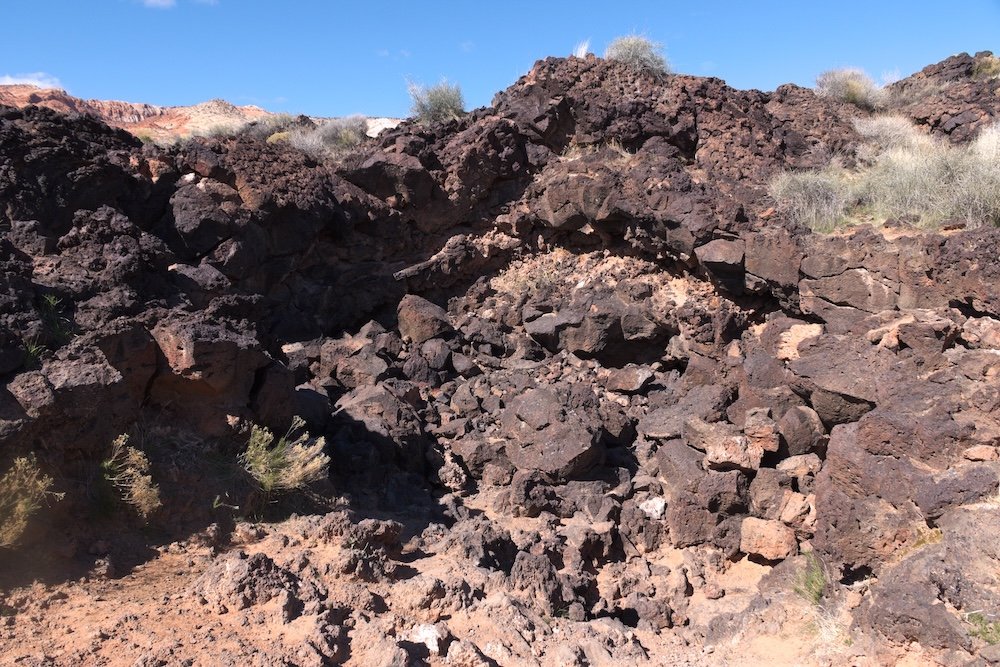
<box><xmin>969</xmin><ymin>612</ymin><xmax>1000</xmax><ymax>644</ymax></box>
<box><xmin>769</xmin><ymin>169</ymin><xmax>854</xmax><ymax>232</ymax></box>
<box><xmin>815</xmin><ymin>68</ymin><xmax>884</xmax><ymax>110</ymax></box>
<box><xmin>794</xmin><ymin>552</ymin><xmax>827</xmax><ymax>605</ymax></box>
<box><xmin>101</xmin><ymin>434</ymin><xmax>161</xmax><ymax>521</ymax></box>
<box><xmin>408</xmin><ymin>81</ymin><xmax>465</xmax><ymax>124</ymax></box>
<box><xmin>604</xmin><ymin>35</ymin><xmax>670</xmax><ymax>75</ymax></box>
<box><xmin>0</xmin><ymin>455</ymin><xmax>62</xmax><ymax>548</ymax></box>
<box><xmin>239</xmin><ymin>416</ymin><xmax>330</xmax><ymax>499</ymax></box>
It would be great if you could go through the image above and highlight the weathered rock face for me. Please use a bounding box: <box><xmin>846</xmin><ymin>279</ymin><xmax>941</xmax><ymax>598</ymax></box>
<box><xmin>887</xmin><ymin>51</ymin><xmax>1000</xmax><ymax>142</ymax></box>
<box><xmin>1</xmin><ymin>51</ymin><xmax>1000</xmax><ymax>663</ymax></box>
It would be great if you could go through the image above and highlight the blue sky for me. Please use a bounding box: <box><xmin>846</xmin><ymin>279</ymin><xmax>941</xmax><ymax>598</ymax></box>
<box><xmin>1</xmin><ymin>0</ymin><xmax>997</xmax><ymax>118</ymax></box>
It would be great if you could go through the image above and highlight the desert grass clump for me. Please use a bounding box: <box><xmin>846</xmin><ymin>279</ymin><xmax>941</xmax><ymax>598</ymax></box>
<box><xmin>196</xmin><ymin>121</ymin><xmax>248</xmax><ymax>139</ymax></box>
<box><xmin>794</xmin><ymin>552</ymin><xmax>828</xmax><ymax>605</ymax></box>
<box><xmin>288</xmin><ymin>115</ymin><xmax>369</xmax><ymax>159</ymax></box>
<box><xmin>242</xmin><ymin>113</ymin><xmax>296</xmax><ymax>141</ymax></box>
<box><xmin>604</xmin><ymin>35</ymin><xmax>670</xmax><ymax>75</ymax></box>
<box><xmin>408</xmin><ymin>81</ymin><xmax>465</xmax><ymax>124</ymax></box>
<box><xmin>772</xmin><ymin>117</ymin><xmax>1000</xmax><ymax>231</ymax></box>
<box><xmin>973</xmin><ymin>54</ymin><xmax>1000</xmax><ymax>80</ymax></box>
<box><xmin>861</xmin><ymin>123</ymin><xmax>1000</xmax><ymax>226</ymax></box>
<box><xmin>239</xmin><ymin>416</ymin><xmax>329</xmax><ymax>499</ymax></box>
<box><xmin>853</xmin><ymin>115</ymin><xmax>933</xmax><ymax>162</ymax></box>
<box><xmin>769</xmin><ymin>169</ymin><xmax>855</xmax><ymax>232</ymax></box>
<box><xmin>815</xmin><ymin>68</ymin><xmax>884</xmax><ymax>110</ymax></box>
<box><xmin>968</xmin><ymin>612</ymin><xmax>1000</xmax><ymax>645</ymax></box>
<box><xmin>0</xmin><ymin>455</ymin><xmax>62</xmax><ymax>548</ymax></box>
<box><xmin>102</xmin><ymin>434</ymin><xmax>161</xmax><ymax>521</ymax></box>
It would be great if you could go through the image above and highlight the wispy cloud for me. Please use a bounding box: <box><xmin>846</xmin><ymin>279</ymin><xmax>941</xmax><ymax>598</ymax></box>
<box><xmin>459</xmin><ymin>40</ymin><xmax>475</xmax><ymax>53</ymax></box>
<box><xmin>0</xmin><ymin>72</ymin><xmax>63</xmax><ymax>89</ymax></box>
<box><xmin>377</xmin><ymin>48</ymin><xmax>412</xmax><ymax>60</ymax></box>
<box><xmin>139</xmin><ymin>0</ymin><xmax>219</xmax><ymax>8</ymax></box>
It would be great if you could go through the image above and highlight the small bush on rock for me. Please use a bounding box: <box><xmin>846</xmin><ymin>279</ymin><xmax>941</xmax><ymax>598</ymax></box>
<box><xmin>0</xmin><ymin>455</ymin><xmax>62</xmax><ymax>548</ymax></box>
<box><xmin>604</xmin><ymin>35</ymin><xmax>670</xmax><ymax>75</ymax></box>
<box><xmin>973</xmin><ymin>54</ymin><xmax>1000</xmax><ymax>79</ymax></box>
<box><xmin>408</xmin><ymin>81</ymin><xmax>465</xmax><ymax>124</ymax></box>
<box><xmin>240</xmin><ymin>416</ymin><xmax>330</xmax><ymax>499</ymax></box>
<box><xmin>815</xmin><ymin>68</ymin><xmax>884</xmax><ymax>110</ymax></box>
<box><xmin>102</xmin><ymin>434</ymin><xmax>162</xmax><ymax>521</ymax></box>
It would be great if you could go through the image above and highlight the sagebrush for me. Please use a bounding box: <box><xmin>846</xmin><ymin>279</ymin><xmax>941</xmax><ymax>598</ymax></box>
<box><xmin>239</xmin><ymin>416</ymin><xmax>330</xmax><ymax>498</ymax></box>
<box><xmin>0</xmin><ymin>455</ymin><xmax>62</xmax><ymax>548</ymax></box>
<box><xmin>408</xmin><ymin>81</ymin><xmax>465</xmax><ymax>124</ymax></box>
<box><xmin>604</xmin><ymin>35</ymin><xmax>669</xmax><ymax>75</ymax></box>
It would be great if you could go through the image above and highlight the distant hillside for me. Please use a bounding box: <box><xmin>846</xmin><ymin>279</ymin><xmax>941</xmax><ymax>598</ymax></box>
<box><xmin>0</xmin><ymin>84</ymin><xmax>400</xmax><ymax>143</ymax></box>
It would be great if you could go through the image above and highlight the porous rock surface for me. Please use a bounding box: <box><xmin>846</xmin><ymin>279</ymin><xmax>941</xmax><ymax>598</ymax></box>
<box><xmin>0</xmin><ymin>52</ymin><xmax>998</xmax><ymax>666</ymax></box>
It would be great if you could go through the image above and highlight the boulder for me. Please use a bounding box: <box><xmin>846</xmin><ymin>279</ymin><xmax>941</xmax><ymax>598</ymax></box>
<box><xmin>740</xmin><ymin>518</ymin><xmax>797</xmax><ymax>561</ymax></box>
<box><xmin>397</xmin><ymin>294</ymin><xmax>453</xmax><ymax>344</ymax></box>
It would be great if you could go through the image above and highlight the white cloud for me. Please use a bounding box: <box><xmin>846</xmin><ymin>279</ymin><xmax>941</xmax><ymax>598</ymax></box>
<box><xmin>460</xmin><ymin>40</ymin><xmax>475</xmax><ymax>53</ymax></box>
<box><xmin>0</xmin><ymin>72</ymin><xmax>63</xmax><ymax>89</ymax></box>
<box><xmin>141</xmin><ymin>0</ymin><xmax>176</xmax><ymax>7</ymax></box>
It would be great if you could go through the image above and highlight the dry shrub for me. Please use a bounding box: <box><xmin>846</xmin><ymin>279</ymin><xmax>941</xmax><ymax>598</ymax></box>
<box><xmin>973</xmin><ymin>54</ymin><xmax>1000</xmax><ymax>80</ymax></box>
<box><xmin>408</xmin><ymin>81</ymin><xmax>465</xmax><ymax>124</ymax></box>
<box><xmin>772</xmin><ymin>117</ymin><xmax>1000</xmax><ymax>230</ymax></box>
<box><xmin>862</xmin><ymin>121</ymin><xmax>1000</xmax><ymax>226</ymax></box>
<box><xmin>288</xmin><ymin>115</ymin><xmax>369</xmax><ymax>159</ymax></box>
<box><xmin>242</xmin><ymin>113</ymin><xmax>296</xmax><ymax>140</ymax></box>
<box><xmin>815</xmin><ymin>68</ymin><xmax>885</xmax><ymax>110</ymax></box>
<box><xmin>239</xmin><ymin>416</ymin><xmax>330</xmax><ymax>498</ymax></box>
<box><xmin>604</xmin><ymin>35</ymin><xmax>670</xmax><ymax>75</ymax></box>
<box><xmin>0</xmin><ymin>455</ymin><xmax>62</xmax><ymax>548</ymax></box>
<box><xmin>102</xmin><ymin>434</ymin><xmax>162</xmax><ymax>521</ymax></box>
<box><xmin>769</xmin><ymin>169</ymin><xmax>854</xmax><ymax>232</ymax></box>
<box><xmin>853</xmin><ymin>115</ymin><xmax>933</xmax><ymax>162</ymax></box>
